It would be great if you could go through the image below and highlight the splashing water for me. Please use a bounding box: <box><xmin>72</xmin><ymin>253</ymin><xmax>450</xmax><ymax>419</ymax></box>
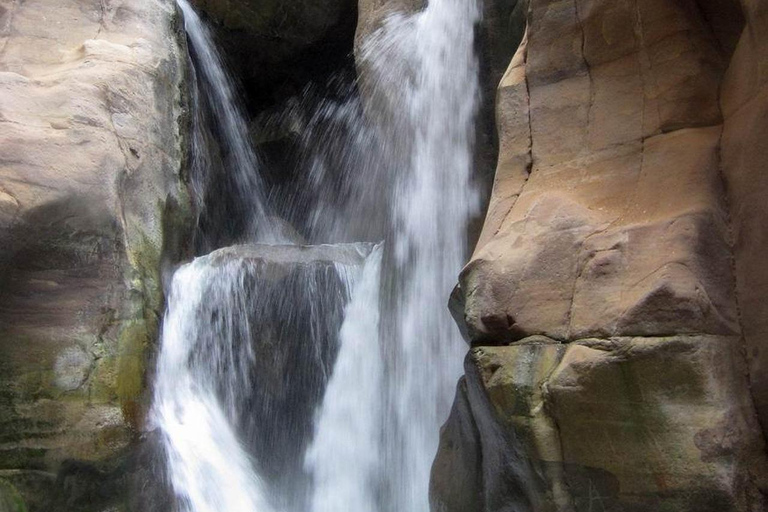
<box><xmin>154</xmin><ymin>0</ymin><xmax>481</xmax><ymax>510</ymax></box>
<box><xmin>177</xmin><ymin>0</ymin><xmax>280</xmax><ymax>246</ymax></box>
<box><xmin>360</xmin><ymin>2</ymin><xmax>481</xmax><ymax>510</ymax></box>
<box><xmin>155</xmin><ymin>244</ymin><xmax>375</xmax><ymax>512</ymax></box>
<box><xmin>305</xmin><ymin>245</ymin><xmax>384</xmax><ymax>512</ymax></box>
<box><xmin>155</xmin><ymin>259</ymin><xmax>275</xmax><ymax>512</ymax></box>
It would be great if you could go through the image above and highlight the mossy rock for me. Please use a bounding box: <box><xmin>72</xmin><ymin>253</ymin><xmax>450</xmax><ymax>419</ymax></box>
<box><xmin>116</xmin><ymin>319</ymin><xmax>157</xmax><ymax>429</ymax></box>
<box><xmin>0</xmin><ymin>479</ymin><xmax>27</xmax><ymax>512</ymax></box>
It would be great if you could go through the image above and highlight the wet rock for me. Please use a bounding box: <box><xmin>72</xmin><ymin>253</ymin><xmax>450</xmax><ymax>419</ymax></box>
<box><xmin>0</xmin><ymin>478</ymin><xmax>26</xmax><ymax>512</ymax></box>
<box><xmin>430</xmin><ymin>378</ymin><xmax>484</xmax><ymax>512</ymax></box>
<box><xmin>205</xmin><ymin>242</ymin><xmax>373</xmax><ymax>267</ymax></box>
<box><xmin>355</xmin><ymin>0</ymin><xmax>425</xmax><ymax>47</ymax></box>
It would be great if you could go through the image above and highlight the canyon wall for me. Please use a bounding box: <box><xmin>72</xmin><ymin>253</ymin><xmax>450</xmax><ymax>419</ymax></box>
<box><xmin>720</xmin><ymin>0</ymin><xmax>768</xmax><ymax>448</ymax></box>
<box><xmin>0</xmin><ymin>0</ymin><xmax>190</xmax><ymax>510</ymax></box>
<box><xmin>432</xmin><ymin>0</ymin><xmax>768</xmax><ymax>511</ymax></box>
<box><xmin>1</xmin><ymin>0</ymin><xmax>766</xmax><ymax>510</ymax></box>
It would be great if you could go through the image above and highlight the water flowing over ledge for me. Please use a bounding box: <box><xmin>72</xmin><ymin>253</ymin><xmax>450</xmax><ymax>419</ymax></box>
<box><xmin>154</xmin><ymin>0</ymin><xmax>481</xmax><ymax>510</ymax></box>
<box><xmin>155</xmin><ymin>243</ymin><xmax>378</xmax><ymax>512</ymax></box>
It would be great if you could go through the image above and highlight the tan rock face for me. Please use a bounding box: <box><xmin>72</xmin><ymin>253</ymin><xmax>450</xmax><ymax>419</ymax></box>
<box><xmin>458</xmin><ymin>0</ymin><xmax>739</xmax><ymax>344</ymax></box>
<box><xmin>0</xmin><ymin>0</ymin><xmax>189</xmax><ymax>509</ymax></box>
<box><xmin>435</xmin><ymin>0</ymin><xmax>768</xmax><ymax>510</ymax></box>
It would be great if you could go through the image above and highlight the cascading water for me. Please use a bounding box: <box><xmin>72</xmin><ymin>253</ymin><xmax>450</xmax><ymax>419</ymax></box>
<box><xmin>361</xmin><ymin>4</ymin><xmax>481</xmax><ymax>510</ymax></box>
<box><xmin>153</xmin><ymin>0</ymin><xmax>481</xmax><ymax>510</ymax></box>
<box><xmin>155</xmin><ymin>257</ymin><xmax>275</xmax><ymax>512</ymax></box>
<box><xmin>304</xmin><ymin>245</ymin><xmax>384</xmax><ymax>512</ymax></box>
<box><xmin>156</xmin><ymin>244</ymin><xmax>376</xmax><ymax>512</ymax></box>
<box><xmin>177</xmin><ymin>0</ymin><xmax>279</xmax><ymax>247</ymax></box>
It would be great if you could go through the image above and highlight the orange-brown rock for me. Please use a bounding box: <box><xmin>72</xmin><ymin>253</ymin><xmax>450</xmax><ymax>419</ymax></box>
<box><xmin>435</xmin><ymin>0</ymin><xmax>768</xmax><ymax>510</ymax></box>
<box><xmin>458</xmin><ymin>0</ymin><xmax>739</xmax><ymax>344</ymax></box>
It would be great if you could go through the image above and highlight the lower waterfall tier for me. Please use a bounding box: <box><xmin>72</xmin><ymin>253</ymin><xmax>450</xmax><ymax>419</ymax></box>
<box><xmin>155</xmin><ymin>242</ymin><xmax>376</xmax><ymax>512</ymax></box>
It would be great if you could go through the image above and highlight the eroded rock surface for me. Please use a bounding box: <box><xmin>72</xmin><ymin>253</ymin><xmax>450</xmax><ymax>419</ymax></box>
<box><xmin>433</xmin><ymin>336</ymin><xmax>767</xmax><ymax>512</ymax></box>
<box><xmin>0</xmin><ymin>0</ymin><xmax>190</xmax><ymax>509</ymax></box>
<box><xmin>457</xmin><ymin>0</ymin><xmax>740</xmax><ymax>344</ymax></box>
<box><xmin>435</xmin><ymin>0</ymin><xmax>768</xmax><ymax>510</ymax></box>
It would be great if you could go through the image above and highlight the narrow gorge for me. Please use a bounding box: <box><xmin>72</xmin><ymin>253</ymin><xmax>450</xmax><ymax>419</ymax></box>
<box><xmin>0</xmin><ymin>0</ymin><xmax>767</xmax><ymax>512</ymax></box>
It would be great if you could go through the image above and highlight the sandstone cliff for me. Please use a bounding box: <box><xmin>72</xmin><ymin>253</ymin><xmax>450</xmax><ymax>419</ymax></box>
<box><xmin>2</xmin><ymin>0</ymin><xmax>767</xmax><ymax>510</ymax></box>
<box><xmin>433</xmin><ymin>0</ymin><xmax>768</xmax><ymax>511</ymax></box>
<box><xmin>0</xmin><ymin>0</ymin><xmax>190</xmax><ymax>510</ymax></box>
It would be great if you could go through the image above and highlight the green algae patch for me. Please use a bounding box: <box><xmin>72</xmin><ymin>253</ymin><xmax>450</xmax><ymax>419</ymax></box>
<box><xmin>116</xmin><ymin>318</ymin><xmax>156</xmax><ymax>430</ymax></box>
<box><xmin>89</xmin><ymin>355</ymin><xmax>120</xmax><ymax>404</ymax></box>
<box><xmin>0</xmin><ymin>479</ymin><xmax>27</xmax><ymax>512</ymax></box>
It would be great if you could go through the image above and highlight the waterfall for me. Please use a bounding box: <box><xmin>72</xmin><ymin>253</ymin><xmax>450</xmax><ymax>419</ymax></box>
<box><xmin>155</xmin><ymin>244</ymin><xmax>375</xmax><ymax>512</ymax></box>
<box><xmin>305</xmin><ymin>245</ymin><xmax>384</xmax><ymax>512</ymax></box>
<box><xmin>154</xmin><ymin>0</ymin><xmax>481</xmax><ymax>510</ymax></box>
<box><xmin>359</xmin><ymin>2</ymin><xmax>481</xmax><ymax>510</ymax></box>
<box><xmin>154</xmin><ymin>258</ymin><xmax>275</xmax><ymax>512</ymax></box>
<box><xmin>177</xmin><ymin>0</ymin><xmax>279</xmax><ymax>246</ymax></box>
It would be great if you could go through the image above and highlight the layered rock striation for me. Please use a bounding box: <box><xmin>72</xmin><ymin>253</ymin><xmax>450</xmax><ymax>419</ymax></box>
<box><xmin>434</xmin><ymin>0</ymin><xmax>768</xmax><ymax>510</ymax></box>
<box><xmin>0</xmin><ymin>0</ymin><xmax>190</xmax><ymax>509</ymax></box>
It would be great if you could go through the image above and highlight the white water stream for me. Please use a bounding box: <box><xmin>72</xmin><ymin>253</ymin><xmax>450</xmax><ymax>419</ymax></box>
<box><xmin>154</xmin><ymin>0</ymin><xmax>480</xmax><ymax>511</ymax></box>
<box><xmin>360</xmin><ymin>4</ymin><xmax>481</xmax><ymax>510</ymax></box>
<box><xmin>155</xmin><ymin>258</ymin><xmax>275</xmax><ymax>512</ymax></box>
<box><xmin>304</xmin><ymin>246</ymin><xmax>384</xmax><ymax>512</ymax></box>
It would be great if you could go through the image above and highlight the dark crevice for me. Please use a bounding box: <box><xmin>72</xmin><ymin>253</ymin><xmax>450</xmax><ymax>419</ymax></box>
<box><xmin>471</xmin><ymin>0</ymin><xmax>529</xmax><ymax>249</ymax></box>
<box><xmin>195</xmin><ymin>1</ymin><xmax>361</xmax><ymax>116</ymax></box>
<box><xmin>182</xmin><ymin>1</ymin><xmax>362</xmax><ymax>250</ymax></box>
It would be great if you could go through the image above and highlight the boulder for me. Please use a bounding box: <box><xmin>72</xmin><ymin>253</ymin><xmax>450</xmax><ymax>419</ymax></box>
<box><xmin>0</xmin><ymin>0</ymin><xmax>190</xmax><ymax>509</ymax></box>
<box><xmin>205</xmin><ymin>242</ymin><xmax>373</xmax><ymax>267</ymax></box>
